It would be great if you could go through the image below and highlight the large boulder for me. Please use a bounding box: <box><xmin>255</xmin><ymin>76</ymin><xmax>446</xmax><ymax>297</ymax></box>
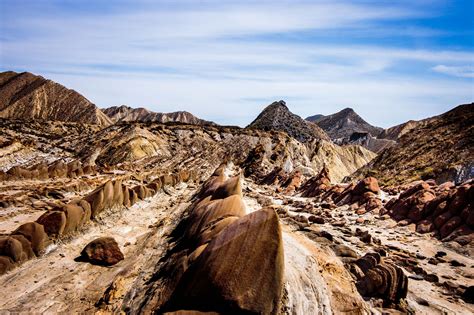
<box><xmin>80</xmin><ymin>237</ymin><xmax>124</xmax><ymax>266</ymax></box>
<box><xmin>12</xmin><ymin>222</ymin><xmax>49</xmax><ymax>256</ymax></box>
<box><xmin>353</xmin><ymin>177</ymin><xmax>380</xmax><ymax>195</ymax></box>
<box><xmin>163</xmin><ymin>208</ymin><xmax>284</xmax><ymax>314</ymax></box>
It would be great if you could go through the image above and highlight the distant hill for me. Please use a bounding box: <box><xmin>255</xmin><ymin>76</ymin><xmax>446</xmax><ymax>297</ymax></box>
<box><xmin>247</xmin><ymin>100</ymin><xmax>329</xmax><ymax>142</ymax></box>
<box><xmin>306</xmin><ymin>107</ymin><xmax>383</xmax><ymax>140</ymax></box>
<box><xmin>102</xmin><ymin>105</ymin><xmax>214</xmax><ymax>125</ymax></box>
<box><xmin>0</xmin><ymin>71</ymin><xmax>112</xmax><ymax>126</ymax></box>
<box><xmin>306</xmin><ymin>108</ymin><xmax>391</xmax><ymax>152</ymax></box>
<box><xmin>355</xmin><ymin>103</ymin><xmax>474</xmax><ymax>186</ymax></box>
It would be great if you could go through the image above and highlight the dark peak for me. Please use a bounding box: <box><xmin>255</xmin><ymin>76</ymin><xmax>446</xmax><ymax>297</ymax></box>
<box><xmin>340</xmin><ymin>107</ymin><xmax>355</xmax><ymax>114</ymax></box>
<box><xmin>268</xmin><ymin>100</ymin><xmax>287</xmax><ymax>109</ymax></box>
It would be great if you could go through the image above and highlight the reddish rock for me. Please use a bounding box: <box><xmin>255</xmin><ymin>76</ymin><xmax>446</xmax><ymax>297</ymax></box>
<box><xmin>37</xmin><ymin>211</ymin><xmax>67</xmax><ymax>237</ymax></box>
<box><xmin>439</xmin><ymin>216</ymin><xmax>462</xmax><ymax>239</ymax></box>
<box><xmin>399</xmin><ymin>181</ymin><xmax>430</xmax><ymax>199</ymax></box>
<box><xmin>416</xmin><ymin>219</ymin><xmax>435</xmax><ymax>234</ymax></box>
<box><xmin>80</xmin><ymin>237</ymin><xmax>124</xmax><ymax>266</ymax></box>
<box><xmin>353</xmin><ymin>177</ymin><xmax>380</xmax><ymax>195</ymax></box>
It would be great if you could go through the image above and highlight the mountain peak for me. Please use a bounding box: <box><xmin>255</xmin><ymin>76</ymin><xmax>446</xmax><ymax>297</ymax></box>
<box><xmin>307</xmin><ymin>107</ymin><xmax>383</xmax><ymax>140</ymax></box>
<box><xmin>247</xmin><ymin>101</ymin><xmax>329</xmax><ymax>142</ymax></box>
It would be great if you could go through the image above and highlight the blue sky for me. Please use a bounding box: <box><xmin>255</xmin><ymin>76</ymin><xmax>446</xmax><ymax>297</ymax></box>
<box><xmin>0</xmin><ymin>0</ymin><xmax>473</xmax><ymax>127</ymax></box>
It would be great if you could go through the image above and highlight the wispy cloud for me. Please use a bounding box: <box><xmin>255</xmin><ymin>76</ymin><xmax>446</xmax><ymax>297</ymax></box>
<box><xmin>432</xmin><ymin>65</ymin><xmax>474</xmax><ymax>78</ymax></box>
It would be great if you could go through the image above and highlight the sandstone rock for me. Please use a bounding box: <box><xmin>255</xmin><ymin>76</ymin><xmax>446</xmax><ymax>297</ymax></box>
<box><xmin>12</xmin><ymin>222</ymin><xmax>49</xmax><ymax>255</ymax></box>
<box><xmin>332</xmin><ymin>244</ymin><xmax>358</xmax><ymax>258</ymax></box>
<box><xmin>10</xmin><ymin>235</ymin><xmax>35</xmax><ymax>259</ymax></box>
<box><xmin>163</xmin><ymin>208</ymin><xmax>284</xmax><ymax>314</ymax></box>
<box><xmin>62</xmin><ymin>204</ymin><xmax>85</xmax><ymax>234</ymax></box>
<box><xmin>0</xmin><ymin>255</ymin><xmax>14</xmax><ymax>275</ymax></box>
<box><xmin>185</xmin><ymin>195</ymin><xmax>246</xmax><ymax>243</ymax></box>
<box><xmin>353</xmin><ymin>177</ymin><xmax>380</xmax><ymax>195</ymax></box>
<box><xmin>210</xmin><ymin>176</ymin><xmax>242</xmax><ymax>200</ymax></box>
<box><xmin>85</xmin><ymin>186</ymin><xmax>105</xmax><ymax>219</ymax></box>
<box><xmin>399</xmin><ymin>181</ymin><xmax>430</xmax><ymax>199</ymax></box>
<box><xmin>416</xmin><ymin>219</ymin><xmax>435</xmax><ymax>234</ymax></box>
<box><xmin>37</xmin><ymin>211</ymin><xmax>67</xmax><ymax>237</ymax></box>
<box><xmin>439</xmin><ymin>216</ymin><xmax>462</xmax><ymax>239</ymax></box>
<box><xmin>356</xmin><ymin>262</ymin><xmax>408</xmax><ymax>305</ymax></box>
<box><xmin>80</xmin><ymin>237</ymin><xmax>124</xmax><ymax>266</ymax></box>
<box><xmin>308</xmin><ymin>215</ymin><xmax>325</xmax><ymax>224</ymax></box>
<box><xmin>0</xmin><ymin>236</ymin><xmax>28</xmax><ymax>263</ymax></box>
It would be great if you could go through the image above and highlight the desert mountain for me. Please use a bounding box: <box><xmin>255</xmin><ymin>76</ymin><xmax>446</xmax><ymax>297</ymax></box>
<box><xmin>0</xmin><ymin>71</ymin><xmax>112</xmax><ymax>126</ymax></box>
<box><xmin>306</xmin><ymin>107</ymin><xmax>383</xmax><ymax>140</ymax></box>
<box><xmin>102</xmin><ymin>105</ymin><xmax>213</xmax><ymax>125</ymax></box>
<box><xmin>306</xmin><ymin>108</ymin><xmax>393</xmax><ymax>152</ymax></box>
<box><xmin>247</xmin><ymin>100</ymin><xmax>330</xmax><ymax>142</ymax></box>
<box><xmin>356</xmin><ymin>103</ymin><xmax>474</xmax><ymax>186</ymax></box>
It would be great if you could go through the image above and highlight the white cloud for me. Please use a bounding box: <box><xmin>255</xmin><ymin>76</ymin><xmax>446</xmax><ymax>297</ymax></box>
<box><xmin>432</xmin><ymin>65</ymin><xmax>474</xmax><ymax>78</ymax></box>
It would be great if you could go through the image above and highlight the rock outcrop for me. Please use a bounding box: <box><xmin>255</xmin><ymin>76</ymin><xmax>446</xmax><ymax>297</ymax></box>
<box><xmin>383</xmin><ymin>179</ymin><xmax>473</xmax><ymax>244</ymax></box>
<box><xmin>132</xmin><ymin>165</ymin><xmax>285</xmax><ymax>314</ymax></box>
<box><xmin>247</xmin><ymin>100</ymin><xmax>330</xmax><ymax>142</ymax></box>
<box><xmin>102</xmin><ymin>105</ymin><xmax>214</xmax><ymax>125</ymax></box>
<box><xmin>352</xmin><ymin>253</ymin><xmax>408</xmax><ymax>307</ymax></box>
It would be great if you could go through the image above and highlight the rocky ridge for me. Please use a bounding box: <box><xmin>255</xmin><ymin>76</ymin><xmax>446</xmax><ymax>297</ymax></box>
<box><xmin>356</xmin><ymin>103</ymin><xmax>474</xmax><ymax>186</ymax></box>
<box><xmin>0</xmin><ymin>71</ymin><xmax>112</xmax><ymax>126</ymax></box>
<box><xmin>306</xmin><ymin>107</ymin><xmax>383</xmax><ymax>140</ymax></box>
<box><xmin>102</xmin><ymin>105</ymin><xmax>213</xmax><ymax>125</ymax></box>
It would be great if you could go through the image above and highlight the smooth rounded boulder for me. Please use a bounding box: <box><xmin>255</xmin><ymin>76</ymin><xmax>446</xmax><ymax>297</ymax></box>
<box><xmin>80</xmin><ymin>237</ymin><xmax>124</xmax><ymax>266</ymax></box>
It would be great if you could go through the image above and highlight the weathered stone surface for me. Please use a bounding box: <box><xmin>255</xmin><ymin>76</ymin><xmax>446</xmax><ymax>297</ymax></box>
<box><xmin>163</xmin><ymin>209</ymin><xmax>284</xmax><ymax>314</ymax></box>
<box><xmin>36</xmin><ymin>211</ymin><xmax>67</xmax><ymax>237</ymax></box>
<box><xmin>210</xmin><ymin>176</ymin><xmax>242</xmax><ymax>200</ymax></box>
<box><xmin>80</xmin><ymin>237</ymin><xmax>124</xmax><ymax>266</ymax></box>
<box><xmin>0</xmin><ymin>255</ymin><xmax>14</xmax><ymax>275</ymax></box>
<box><xmin>0</xmin><ymin>236</ymin><xmax>28</xmax><ymax>263</ymax></box>
<box><xmin>354</xmin><ymin>254</ymin><xmax>408</xmax><ymax>306</ymax></box>
<box><xmin>12</xmin><ymin>222</ymin><xmax>49</xmax><ymax>255</ymax></box>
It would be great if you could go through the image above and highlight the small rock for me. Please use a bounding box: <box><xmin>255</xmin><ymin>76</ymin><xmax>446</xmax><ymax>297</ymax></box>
<box><xmin>449</xmin><ymin>260</ymin><xmax>465</xmax><ymax>267</ymax></box>
<box><xmin>435</xmin><ymin>251</ymin><xmax>447</xmax><ymax>258</ymax></box>
<box><xmin>308</xmin><ymin>215</ymin><xmax>325</xmax><ymax>224</ymax></box>
<box><xmin>415</xmin><ymin>297</ymin><xmax>430</xmax><ymax>306</ymax></box>
<box><xmin>424</xmin><ymin>274</ymin><xmax>439</xmax><ymax>283</ymax></box>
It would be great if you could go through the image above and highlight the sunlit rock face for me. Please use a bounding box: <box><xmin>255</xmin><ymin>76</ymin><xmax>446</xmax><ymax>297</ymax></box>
<box><xmin>0</xmin><ymin>71</ymin><xmax>112</xmax><ymax>126</ymax></box>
